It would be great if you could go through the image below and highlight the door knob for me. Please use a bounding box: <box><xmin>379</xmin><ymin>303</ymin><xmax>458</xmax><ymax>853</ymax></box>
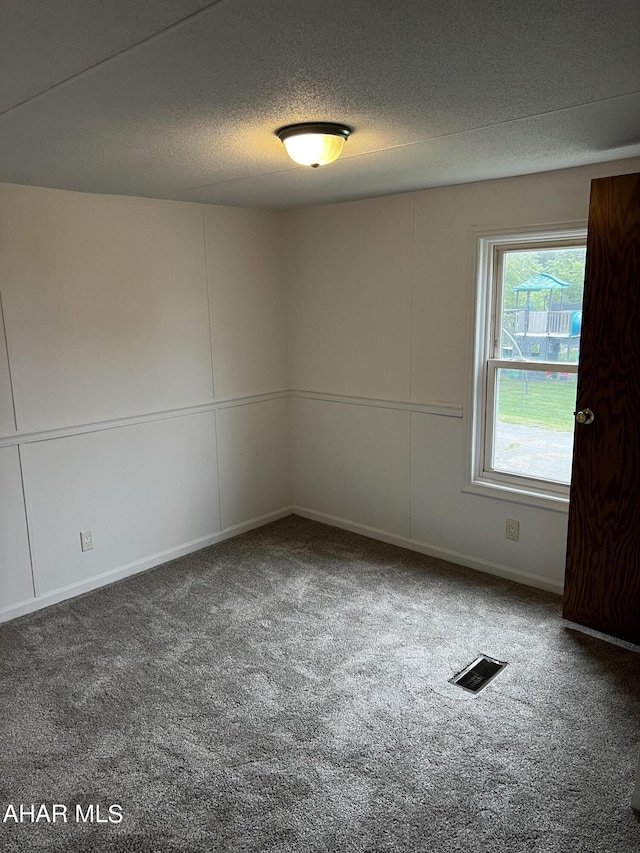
<box><xmin>574</xmin><ymin>408</ymin><xmax>595</xmax><ymax>425</ymax></box>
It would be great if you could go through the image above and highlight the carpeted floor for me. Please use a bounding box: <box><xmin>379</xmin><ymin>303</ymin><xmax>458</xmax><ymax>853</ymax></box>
<box><xmin>1</xmin><ymin>515</ymin><xmax>638</xmax><ymax>852</ymax></box>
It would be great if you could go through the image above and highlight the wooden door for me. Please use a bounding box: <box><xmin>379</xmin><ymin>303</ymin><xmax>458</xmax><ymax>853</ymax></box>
<box><xmin>563</xmin><ymin>173</ymin><xmax>640</xmax><ymax>645</ymax></box>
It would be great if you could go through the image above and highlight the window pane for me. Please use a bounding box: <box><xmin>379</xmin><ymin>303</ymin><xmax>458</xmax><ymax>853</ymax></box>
<box><xmin>492</xmin><ymin>368</ymin><xmax>577</xmax><ymax>484</ymax></box>
<box><xmin>501</xmin><ymin>247</ymin><xmax>585</xmax><ymax>364</ymax></box>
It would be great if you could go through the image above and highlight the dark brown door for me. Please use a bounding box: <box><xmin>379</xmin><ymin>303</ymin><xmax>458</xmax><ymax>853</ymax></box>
<box><xmin>563</xmin><ymin>173</ymin><xmax>640</xmax><ymax>644</ymax></box>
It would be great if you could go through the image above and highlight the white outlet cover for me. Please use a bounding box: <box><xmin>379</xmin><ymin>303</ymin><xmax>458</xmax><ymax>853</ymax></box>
<box><xmin>505</xmin><ymin>519</ymin><xmax>520</xmax><ymax>541</ymax></box>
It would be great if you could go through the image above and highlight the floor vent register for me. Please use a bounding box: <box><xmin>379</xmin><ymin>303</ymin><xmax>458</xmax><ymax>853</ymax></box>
<box><xmin>450</xmin><ymin>655</ymin><xmax>507</xmax><ymax>694</ymax></box>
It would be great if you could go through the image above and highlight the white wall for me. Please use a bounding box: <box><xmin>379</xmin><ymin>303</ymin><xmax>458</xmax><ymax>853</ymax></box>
<box><xmin>0</xmin><ymin>184</ymin><xmax>291</xmax><ymax>621</ymax></box>
<box><xmin>216</xmin><ymin>397</ymin><xmax>290</xmax><ymax>530</ymax></box>
<box><xmin>2</xmin><ymin>190</ymin><xmax>213</xmax><ymax>431</ymax></box>
<box><xmin>287</xmin><ymin>157</ymin><xmax>640</xmax><ymax>593</ymax></box>
<box><xmin>205</xmin><ymin>207</ymin><xmax>288</xmax><ymax>399</ymax></box>
<box><xmin>292</xmin><ymin>398</ymin><xmax>410</xmax><ymax>536</ymax></box>
<box><xmin>288</xmin><ymin>195</ymin><xmax>413</xmax><ymax>399</ymax></box>
<box><xmin>4</xmin><ymin>157</ymin><xmax>640</xmax><ymax>622</ymax></box>
<box><xmin>0</xmin><ymin>446</ymin><xmax>33</xmax><ymax>605</ymax></box>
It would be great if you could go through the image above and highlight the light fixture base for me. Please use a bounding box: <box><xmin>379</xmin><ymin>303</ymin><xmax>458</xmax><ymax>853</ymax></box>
<box><xmin>276</xmin><ymin>122</ymin><xmax>351</xmax><ymax>143</ymax></box>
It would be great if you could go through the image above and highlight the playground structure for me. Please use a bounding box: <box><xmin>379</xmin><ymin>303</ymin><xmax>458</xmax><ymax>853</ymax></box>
<box><xmin>501</xmin><ymin>273</ymin><xmax>582</xmax><ymax>365</ymax></box>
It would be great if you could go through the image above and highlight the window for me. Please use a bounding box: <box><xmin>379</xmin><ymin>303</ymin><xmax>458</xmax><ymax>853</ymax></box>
<box><xmin>469</xmin><ymin>225</ymin><xmax>587</xmax><ymax>506</ymax></box>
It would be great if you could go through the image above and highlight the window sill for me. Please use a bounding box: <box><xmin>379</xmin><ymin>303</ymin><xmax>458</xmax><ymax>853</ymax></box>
<box><xmin>463</xmin><ymin>476</ymin><xmax>569</xmax><ymax>513</ymax></box>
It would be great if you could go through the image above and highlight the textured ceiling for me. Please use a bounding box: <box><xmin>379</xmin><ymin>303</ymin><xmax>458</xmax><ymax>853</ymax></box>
<box><xmin>1</xmin><ymin>0</ymin><xmax>639</xmax><ymax>209</ymax></box>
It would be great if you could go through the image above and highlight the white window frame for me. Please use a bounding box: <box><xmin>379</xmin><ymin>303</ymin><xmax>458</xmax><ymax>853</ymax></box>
<box><xmin>465</xmin><ymin>223</ymin><xmax>587</xmax><ymax>512</ymax></box>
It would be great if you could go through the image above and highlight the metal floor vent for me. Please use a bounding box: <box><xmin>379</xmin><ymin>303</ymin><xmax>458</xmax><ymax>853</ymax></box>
<box><xmin>450</xmin><ymin>655</ymin><xmax>507</xmax><ymax>694</ymax></box>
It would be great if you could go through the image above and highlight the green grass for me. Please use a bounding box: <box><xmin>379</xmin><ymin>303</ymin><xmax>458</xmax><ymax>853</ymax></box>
<box><xmin>497</xmin><ymin>374</ymin><xmax>577</xmax><ymax>432</ymax></box>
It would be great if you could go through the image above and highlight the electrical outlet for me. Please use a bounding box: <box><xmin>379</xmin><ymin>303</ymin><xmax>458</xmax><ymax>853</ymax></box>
<box><xmin>505</xmin><ymin>519</ymin><xmax>520</xmax><ymax>541</ymax></box>
<box><xmin>80</xmin><ymin>530</ymin><xmax>94</xmax><ymax>552</ymax></box>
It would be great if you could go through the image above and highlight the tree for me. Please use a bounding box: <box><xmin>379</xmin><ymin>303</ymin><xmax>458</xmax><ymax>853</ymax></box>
<box><xmin>503</xmin><ymin>247</ymin><xmax>585</xmax><ymax>310</ymax></box>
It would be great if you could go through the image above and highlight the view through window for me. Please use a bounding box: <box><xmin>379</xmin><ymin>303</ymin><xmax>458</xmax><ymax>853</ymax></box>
<box><xmin>487</xmin><ymin>242</ymin><xmax>586</xmax><ymax>487</ymax></box>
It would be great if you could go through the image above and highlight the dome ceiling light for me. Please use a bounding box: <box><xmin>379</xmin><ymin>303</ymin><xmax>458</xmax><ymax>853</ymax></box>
<box><xmin>276</xmin><ymin>122</ymin><xmax>352</xmax><ymax>168</ymax></box>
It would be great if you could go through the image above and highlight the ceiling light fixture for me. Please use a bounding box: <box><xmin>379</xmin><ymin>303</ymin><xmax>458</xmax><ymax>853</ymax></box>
<box><xmin>276</xmin><ymin>122</ymin><xmax>351</xmax><ymax>168</ymax></box>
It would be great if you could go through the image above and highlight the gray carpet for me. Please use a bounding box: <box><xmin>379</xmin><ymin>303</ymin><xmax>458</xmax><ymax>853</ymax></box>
<box><xmin>1</xmin><ymin>515</ymin><xmax>638</xmax><ymax>852</ymax></box>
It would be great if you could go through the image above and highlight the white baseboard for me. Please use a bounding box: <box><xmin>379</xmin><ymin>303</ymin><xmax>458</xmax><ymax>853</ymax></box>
<box><xmin>0</xmin><ymin>507</ymin><xmax>294</xmax><ymax>624</ymax></box>
<box><xmin>292</xmin><ymin>506</ymin><xmax>564</xmax><ymax>595</ymax></box>
<box><xmin>2</xmin><ymin>503</ymin><xmax>563</xmax><ymax>625</ymax></box>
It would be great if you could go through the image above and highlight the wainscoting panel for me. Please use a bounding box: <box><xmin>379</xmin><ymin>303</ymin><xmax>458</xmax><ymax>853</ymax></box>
<box><xmin>292</xmin><ymin>396</ymin><xmax>410</xmax><ymax>537</ymax></box>
<box><xmin>286</xmin><ymin>194</ymin><xmax>413</xmax><ymax>401</ymax></box>
<box><xmin>204</xmin><ymin>207</ymin><xmax>288</xmax><ymax>400</ymax></box>
<box><xmin>0</xmin><ymin>445</ymin><xmax>34</xmax><ymax>610</ymax></box>
<box><xmin>411</xmin><ymin>186</ymin><xmax>472</xmax><ymax>406</ymax></box>
<box><xmin>216</xmin><ymin>396</ymin><xmax>291</xmax><ymax>530</ymax></box>
<box><xmin>0</xmin><ymin>295</ymin><xmax>15</xmax><ymax>436</ymax></box>
<box><xmin>22</xmin><ymin>412</ymin><xmax>220</xmax><ymax>595</ymax></box>
<box><xmin>0</xmin><ymin>185</ymin><xmax>214</xmax><ymax>432</ymax></box>
<box><xmin>0</xmin><ymin>296</ymin><xmax>16</xmax><ymax>436</ymax></box>
<box><xmin>410</xmin><ymin>412</ymin><xmax>568</xmax><ymax>587</ymax></box>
